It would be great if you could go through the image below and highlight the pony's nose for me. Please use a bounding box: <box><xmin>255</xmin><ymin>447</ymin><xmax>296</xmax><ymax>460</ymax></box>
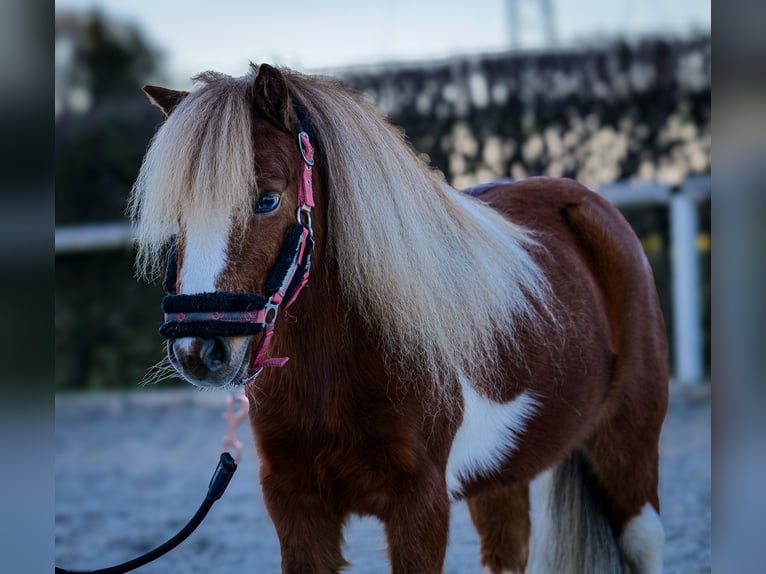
<box><xmin>170</xmin><ymin>336</ymin><xmax>232</xmax><ymax>381</ymax></box>
<box><xmin>198</xmin><ymin>337</ymin><xmax>230</xmax><ymax>372</ymax></box>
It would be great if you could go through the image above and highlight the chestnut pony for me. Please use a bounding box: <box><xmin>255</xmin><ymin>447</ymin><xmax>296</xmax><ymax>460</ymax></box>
<box><xmin>131</xmin><ymin>64</ymin><xmax>668</xmax><ymax>573</ymax></box>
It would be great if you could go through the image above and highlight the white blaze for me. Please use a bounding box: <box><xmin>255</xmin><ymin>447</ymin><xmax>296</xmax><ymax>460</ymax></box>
<box><xmin>179</xmin><ymin>211</ymin><xmax>232</xmax><ymax>295</ymax></box>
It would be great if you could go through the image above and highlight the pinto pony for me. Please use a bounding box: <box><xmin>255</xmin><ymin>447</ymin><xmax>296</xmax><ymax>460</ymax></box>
<box><xmin>130</xmin><ymin>64</ymin><xmax>668</xmax><ymax>573</ymax></box>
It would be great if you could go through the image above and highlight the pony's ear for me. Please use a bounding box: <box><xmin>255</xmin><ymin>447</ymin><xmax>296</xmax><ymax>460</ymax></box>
<box><xmin>252</xmin><ymin>64</ymin><xmax>291</xmax><ymax>131</ymax></box>
<box><xmin>142</xmin><ymin>85</ymin><xmax>189</xmax><ymax>116</ymax></box>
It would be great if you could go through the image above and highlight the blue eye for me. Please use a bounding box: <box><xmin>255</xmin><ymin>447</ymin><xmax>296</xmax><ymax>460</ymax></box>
<box><xmin>254</xmin><ymin>193</ymin><xmax>281</xmax><ymax>214</ymax></box>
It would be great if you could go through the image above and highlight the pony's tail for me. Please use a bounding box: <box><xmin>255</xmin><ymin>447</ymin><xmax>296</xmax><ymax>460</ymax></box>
<box><xmin>527</xmin><ymin>450</ymin><xmax>623</xmax><ymax>574</ymax></box>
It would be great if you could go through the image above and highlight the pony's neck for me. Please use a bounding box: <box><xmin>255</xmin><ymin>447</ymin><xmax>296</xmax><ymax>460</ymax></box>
<box><xmin>268</xmin><ymin>253</ymin><xmax>389</xmax><ymax>392</ymax></box>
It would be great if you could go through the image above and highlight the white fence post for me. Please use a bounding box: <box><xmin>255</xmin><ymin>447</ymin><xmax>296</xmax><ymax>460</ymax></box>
<box><xmin>670</xmin><ymin>188</ymin><xmax>703</xmax><ymax>384</ymax></box>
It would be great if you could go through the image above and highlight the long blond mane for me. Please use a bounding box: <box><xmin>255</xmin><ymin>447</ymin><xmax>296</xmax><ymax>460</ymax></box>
<box><xmin>130</xmin><ymin>66</ymin><xmax>555</xmax><ymax>397</ymax></box>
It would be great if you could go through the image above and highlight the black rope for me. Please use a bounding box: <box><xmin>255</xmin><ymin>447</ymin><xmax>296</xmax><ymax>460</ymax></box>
<box><xmin>55</xmin><ymin>452</ymin><xmax>236</xmax><ymax>574</ymax></box>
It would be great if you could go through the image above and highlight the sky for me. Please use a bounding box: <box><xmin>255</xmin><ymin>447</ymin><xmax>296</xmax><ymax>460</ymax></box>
<box><xmin>55</xmin><ymin>0</ymin><xmax>710</xmax><ymax>86</ymax></box>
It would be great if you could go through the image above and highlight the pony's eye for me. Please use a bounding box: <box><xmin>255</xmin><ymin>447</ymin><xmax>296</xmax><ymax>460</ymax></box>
<box><xmin>254</xmin><ymin>193</ymin><xmax>281</xmax><ymax>214</ymax></box>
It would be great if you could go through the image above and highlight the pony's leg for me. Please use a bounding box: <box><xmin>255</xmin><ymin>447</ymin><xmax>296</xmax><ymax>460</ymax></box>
<box><xmin>260</xmin><ymin>475</ymin><xmax>348</xmax><ymax>574</ymax></box>
<box><xmin>586</xmin><ymin>419</ymin><xmax>665</xmax><ymax>574</ymax></box>
<box><xmin>383</xmin><ymin>476</ymin><xmax>451</xmax><ymax>574</ymax></box>
<box><xmin>466</xmin><ymin>484</ymin><xmax>530</xmax><ymax>574</ymax></box>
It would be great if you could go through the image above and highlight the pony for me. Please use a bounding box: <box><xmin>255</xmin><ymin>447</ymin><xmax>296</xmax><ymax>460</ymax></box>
<box><xmin>130</xmin><ymin>64</ymin><xmax>668</xmax><ymax>573</ymax></box>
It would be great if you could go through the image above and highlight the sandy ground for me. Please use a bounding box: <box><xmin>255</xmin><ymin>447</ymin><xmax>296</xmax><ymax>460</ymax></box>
<box><xmin>55</xmin><ymin>384</ymin><xmax>710</xmax><ymax>573</ymax></box>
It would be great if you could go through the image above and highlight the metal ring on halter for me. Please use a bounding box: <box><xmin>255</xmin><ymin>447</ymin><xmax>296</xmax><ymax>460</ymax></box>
<box><xmin>298</xmin><ymin>131</ymin><xmax>315</xmax><ymax>166</ymax></box>
<box><xmin>297</xmin><ymin>206</ymin><xmax>312</xmax><ymax>228</ymax></box>
<box><xmin>263</xmin><ymin>301</ymin><xmax>279</xmax><ymax>325</ymax></box>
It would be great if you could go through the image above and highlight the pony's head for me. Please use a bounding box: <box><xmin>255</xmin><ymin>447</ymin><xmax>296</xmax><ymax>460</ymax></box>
<box><xmin>131</xmin><ymin>63</ymin><xmax>554</xmax><ymax>400</ymax></box>
<box><xmin>130</xmin><ymin>64</ymin><xmax>319</xmax><ymax>388</ymax></box>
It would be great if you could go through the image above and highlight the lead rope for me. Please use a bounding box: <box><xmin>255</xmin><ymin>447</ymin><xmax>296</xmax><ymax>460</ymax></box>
<box><xmin>54</xmin><ymin>397</ymin><xmax>247</xmax><ymax>574</ymax></box>
<box><xmin>54</xmin><ymin>455</ymin><xmax>237</xmax><ymax>574</ymax></box>
<box><xmin>57</xmin><ymin>97</ymin><xmax>316</xmax><ymax>574</ymax></box>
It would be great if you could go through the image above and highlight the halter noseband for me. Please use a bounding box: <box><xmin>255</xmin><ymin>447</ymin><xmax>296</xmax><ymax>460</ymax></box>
<box><xmin>159</xmin><ymin>96</ymin><xmax>317</xmax><ymax>381</ymax></box>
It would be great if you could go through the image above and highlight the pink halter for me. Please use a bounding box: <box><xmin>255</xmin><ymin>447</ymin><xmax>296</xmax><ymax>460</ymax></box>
<box><xmin>243</xmin><ymin>129</ymin><xmax>316</xmax><ymax>382</ymax></box>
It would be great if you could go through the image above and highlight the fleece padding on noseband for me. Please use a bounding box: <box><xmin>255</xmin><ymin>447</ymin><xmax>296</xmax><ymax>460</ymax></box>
<box><xmin>263</xmin><ymin>224</ymin><xmax>306</xmax><ymax>295</ymax></box>
<box><xmin>160</xmin><ymin>292</ymin><xmax>269</xmax><ymax>339</ymax></box>
<box><xmin>163</xmin><ymin>292</ymin><xmax>267</xmax><ymax>313</ymax></box>
<box><xmin>283</xmin><ymin>233</ymin><xmax>313</xmax><ymax>305</ymax></box>
<box><xmin>160</xmin><ymin>318</ymin><xmax>267</xmax><ymax>339</ymax></box>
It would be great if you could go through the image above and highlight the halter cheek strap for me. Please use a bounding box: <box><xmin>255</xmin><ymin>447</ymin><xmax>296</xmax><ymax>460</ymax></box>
<box><xmin>246</xmin><ymin>130</ymin><xmax>316</xmax><ymax>378</ymax></box>
<box><xmin>159</xmin><ymin>113</ymin><xmax>317</xmax><ymax>383</ymax></box>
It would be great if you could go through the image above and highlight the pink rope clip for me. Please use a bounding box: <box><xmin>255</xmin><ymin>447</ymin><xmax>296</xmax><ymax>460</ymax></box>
<box><xmin>221</xmin><ymin>392</ymin><xmax>250</xmax><ymax>463</ymax></box>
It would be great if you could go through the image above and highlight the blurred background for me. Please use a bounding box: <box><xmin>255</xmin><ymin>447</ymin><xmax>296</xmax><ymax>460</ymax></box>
<box><xmin>54</xmin><ymin>0</ymin><xmax>711</xmax><ymax>391</ymax></box>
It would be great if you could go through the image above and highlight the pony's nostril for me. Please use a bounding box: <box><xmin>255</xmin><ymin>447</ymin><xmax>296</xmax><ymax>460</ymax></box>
<box><xmin>199</xmin><ymin>337</ymin><xmax>230</xmax><ymax>372</ymax></box>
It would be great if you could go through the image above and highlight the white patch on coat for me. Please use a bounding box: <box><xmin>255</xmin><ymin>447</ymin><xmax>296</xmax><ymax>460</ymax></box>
<box><xmin>619</xmin><ymin>503</ymin><xmax>664</xmax><ymax>574</ymax></box>
<box><xmin>446</xmin><ymin>376</ymin><xmax>539</xmax><ymax>499</ymax></box>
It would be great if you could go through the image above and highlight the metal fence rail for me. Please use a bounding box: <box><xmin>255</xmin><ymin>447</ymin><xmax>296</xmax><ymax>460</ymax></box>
<box><xmin>53</xmin><ymin>177</ymin><xmax>711</xmax><ymax>253</ymax></box>
<box><xmin>55</xmin><ymin>176</ymin><xmax>710</xmax><ymax>384</ymax></box>
<box><xmin>55</xmin><ymin>221</ymin><xmax>134</xmax><ymax>253</ymax></box>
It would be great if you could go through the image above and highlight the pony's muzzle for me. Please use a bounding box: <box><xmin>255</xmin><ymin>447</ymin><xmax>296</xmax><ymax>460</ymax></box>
<box><xmin>168</xmin><ymin>336</ymin><xmax>245</xmax><ymax>387</ymax></box>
